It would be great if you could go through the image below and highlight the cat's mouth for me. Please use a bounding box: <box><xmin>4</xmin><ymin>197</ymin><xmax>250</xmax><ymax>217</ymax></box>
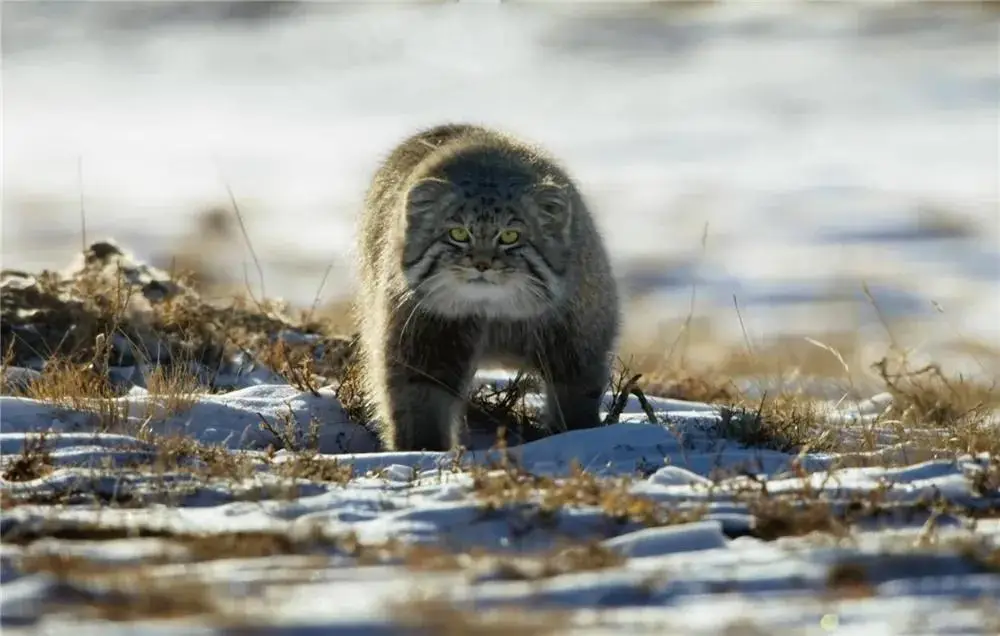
<box><xmin>460</xmin><ymin>269</ymin><xmax>503</xmax><ymax>284</ymax></box>
<box><xmin>424</xmin><ymin>270</ymin><xmax>548</xmax><ymax>319</ymax></box>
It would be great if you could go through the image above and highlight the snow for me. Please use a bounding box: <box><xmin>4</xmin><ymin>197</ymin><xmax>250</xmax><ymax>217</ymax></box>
<box><xmin>2</xmin><ymin>374</ymin><xmax>998</xmax><ymax>634</ymax></box>
<box><xmin>1</xmin><ymin>3</ymin><xmax>998</xmax><ymax>632</ymax></box>
<box><xmin>2</xmin><ymin>3</ymin><xmax>998</xmax><ymax>351</ymax></box>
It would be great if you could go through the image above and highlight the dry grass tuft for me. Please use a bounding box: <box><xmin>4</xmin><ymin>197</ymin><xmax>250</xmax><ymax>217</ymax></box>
<box><xmin>12</xmin><ymin>527</ymin><xmax>336</xmax><ymax>559</ymax></box>
<box><xmin>325</xmin><ymin>335</ymin><xmax>373</xmax><ymax>427</ymax></box>
<box><xmin>173</xmin><ymin>529</ymin><xmax>334</xmax><ymax>561</ymax></box>
<box><xmin>143</xmin><ymin>363</ymin><xmax>205</xmax><ymax>413</ymax></box>
<box><xmin>617</xmin><ymin>325</ymin><xmax>845</xmax><ymax>454</ymax></box>
<box><xmin>61</xmin><ymin>574</ymin><xmax>221</xmax><ymax>622</ymax></box>
<box><xmin>256</xmin><ymin>335</ymin><xmax>347</xmax><ymax>398</ymax></box>
<box><xmin>23</xmin><ymin>357</ymin><xmax>129</xmax><ymax>430</ymax></box>
<box><xmin>619</xmin><ymin>306</ymin><xmax>1000</xmax><ymax>458</ymax></box>
<box><xmin>2</xmin><ymin>240</ymin><xmax>356</xmax><ymax>395</ymax></box>
<box><xmin>18</xmin><ymin>552</ymin><xmax>228</xmax><ymax>623</ymax></box>
<box><xmin>747</xmin><ymin>496</ymin><xmax>848</xmax><ymax>541</ymax></box>
<box><xmin>466</xmin><ymin>372</ymin><xmax>548</xmax><ymax>443</ymax></box>
<box><xmin>968</xmin><ymin>456</ymin><xmax>1000</xmax><ymax>498</ymax></box>
<box><xmin>472</xmin><ymin>461</ymin><xmax>705</xmax><ymax>528</ymax></box>
<box><xmin>825</xmin><ymin>561</ymin><xmax>876</xmax><ymax>599</ymax></box>
<box><xmin>14</xmin><ymin>524</ymin><xmax>620</xmax><ymax>585</ymax></box>
<box><xmin>635</xmin><ymin>365</ymin><xmax>739</xmax><ymax>405</ymax></box>
<box><xmin>274</xmin><ymin>452</ymin><xmax>355</xmax><ymax>484</ymax></box>
<box><xmin>874</xmin><ymin>352</ymin><xmax>999</xmax><ymax>455</ymax></box>
<box><xmin>138</xmin><ymin>433</ymin><xmax>258</xmax><ymax>481</ymax></box>
<box><xmin>391</xmin><ymin>597</ymin><xmax>570</xmax><ymax>636</ymax></box>
<box><xmin>478</xmin><ymin>542</ymin><xmax>625</xmax><ymax>581</ymax></box>
<box><xmin>2</xmin><ymin>431</ymin><xmax>55</xmax><ymax>482</ymax></box>
<box><xmin>717</xmin><ymin>392</ymin><xmax>835</xmax><ymax>453</ymax></box>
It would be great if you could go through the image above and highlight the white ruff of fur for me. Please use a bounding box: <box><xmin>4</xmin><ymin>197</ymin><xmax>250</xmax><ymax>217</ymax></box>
<box><xmin>421</xmin><ymin>271</ymin><xmax>550</xmax><ymax>319</ymax></box>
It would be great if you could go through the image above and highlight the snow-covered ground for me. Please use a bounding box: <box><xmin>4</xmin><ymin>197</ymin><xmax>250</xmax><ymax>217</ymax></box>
<box><xmin>2</xmin><ymin>2</ymin><xmax>998</xmax><ymax>350</ymax></box>
<box><xmin>2</xmin><ymin>374</ymin><xmax>998</xmax><ymax>634</ymax></box>
<box><xmin>2</xmin><ymin>4</ymin><xmax>998</xmax><ymax>633</ymax></box>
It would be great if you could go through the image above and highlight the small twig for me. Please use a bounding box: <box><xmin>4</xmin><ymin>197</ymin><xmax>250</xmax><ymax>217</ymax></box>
<box><xmin>666</xmin><ymin>221</ymin><xmax>710</xmax><ymax>366</ymax></box>
<box><xmin>77</xmin><ymin>156</ymin><xmax>88</xmax><ymax>253</ymax></box>
<box><xmin>257</xmin><ymin>413</ymin><xmax>292</xmax><ymax>450</ymax></box>
<box><xmin>733</xmin><ymin>294</ymin><xmax>753</xmax><ymax>359</ymax></box>
<box><xmin>862</xmin><ymin>282</ymin><xmax>898</xmax><ymax>352</ymax></box>
<box><xmin>305</xmin><ymin>262</ymin><xmax>335</xmax><ymax>325</ymax></box>
<box><xmin>605</xmin><ymin>373</ymin><xmax>656</xmax><ymax>424</ymax></box>
<box><xmin>213</xmin><ymin>163</ymin><xmax>266</xmax><ymax>304</ymax></box>
<box><xmin>630</xmin><ymin>383</ymin><xmax>658</xmax><ymax>424</ymax></box>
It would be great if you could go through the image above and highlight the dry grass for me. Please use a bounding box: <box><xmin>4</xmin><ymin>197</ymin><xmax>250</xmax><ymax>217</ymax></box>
<box><xmin>954</xmin><ymin>537</ymin><xmax>1000</xmax><ymax>574</ymax></box>
<box><xmin>4</xmin><ymin>244</ymin><xmax>999</xmax><ymax>583</ymax></box>
<box><xmin>16</xmin><ymin>551</ymin><xmax>234</xmax><ymax>623</ymax></box>
<box><xmin>391</xmin><ymin>597</ymin><xmax>570</xmax><ymax>636</ymax></box>
<box><xmin>273</xmin><ymin>452</ymin><xmax>355</xmax><ymax>484</ymax></box>
<box><xmin>824</xmin><ymin>561</ymin><xmax>876</xmax><ymax>600</ymax></box>
<box><xmin>746</xmin><ymin>496</ymin><xmax>854</xmax><ymax>542</ymax></box>
<box><xmin>1</xmin><ymin>430</ymin><xmax>54</xmax><ymax>482</ymax></box>
<box><xmin>139</xmin><ymin>432</ymin><xmax>259</xmax><ymax>481</ymax></box>
<box><xmin>6</xmin><ymin>239</ymin><xmax>998</xmax><ymax>464</ymax></box>
<box><xmin>472</xmin><ymin>460</ymin><xmax>706</xmax><ymax>528</ymax></box>
<box><xmin>143</xmin><ymin>363</ymin><xmax>204</xmax><ymax>413</ymax></box>
<box><xmin>56</xmin><ymin>573</ymin><xmax>221</xmax><ymax>622</ymax></box>
<box><xmin>21</xmin><ymin>357</ymin><xmax>212</xmax><ymax>435</ymax></box>
<box><xmin>328</xmin><ymin>336</ymin><xmax>374</xmax><ymax>426</ymax></box>
<box><xmin>461</xmin><ymin>447</ymin><xmax>994</xmax><ymax>543</ymax></box>
<box><xmin>874</xmin><ymin>352</ymin><xmax>1000</xmax><ymax>455</ymax></box>
<box><xmin>14</xmin><ymin>523</ymin><xmax>622</xmax><ymax>583</ymax></box>
<box><xmin>13</xmin><ymin>522</ymin><xmax>588</xmax><ymax>629</ymax></box>
<box><xmin>465</xmin><ymin>372</ymin><xmax>550</xmax><ymax>443</ymax></box>
<box><xmin>121</xmin><ymin>430</ymin><xmax>363</xmax><ymax>502</ymax></box>
<box><xmin>474</xmin><ymin>542</ymin><xmax>625</xmax><ymax>581</ymax></box>
<box><xmin>2</xmin><ymin>240</ymin><xmax>354</xmax><ymax>395</ymax></box>
<box><xmin>10</xmin><ymin>526</ymin><xmax>340</xmax><ymax>562</ymax></box>
<box><xmin>968</xmin><ymin>456</ymin><xmax>1000</xmax><ymax>498</ymax></box>
<box><xmin>22</xmin><ymin>357</ymin><xmax>129</xmax><ymax>429</ymax></box>
<box><xmin>715</xmin><ymin>393</ymin><xmax>833</xmax><ymax>453</ymax></box>
<box><xmin>627</xmin><ymin>358</ymin><xmax>740</xmax><ymax>406</ymax></box>
<box><xmin>616</xmin><ymin>304</ymin><xmax>999</xmax><ymax>458</ymax></box>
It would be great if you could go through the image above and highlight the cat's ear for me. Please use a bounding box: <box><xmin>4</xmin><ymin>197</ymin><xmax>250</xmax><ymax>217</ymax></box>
<box><xmin>531</xmin><ymin>183</ymin><xmax>572</xmax><ymax>237</ymax></box>
<box><xmin>406</xmin><ymin>178</ymin><xmax>455</xmax><ymax>215</ymax></box>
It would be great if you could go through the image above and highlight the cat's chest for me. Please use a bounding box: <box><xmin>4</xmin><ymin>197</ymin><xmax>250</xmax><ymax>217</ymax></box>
<box><xmin>478</xmin><ymin>320</ymin><xmax>535</xmax><ymax>365</ymax></box>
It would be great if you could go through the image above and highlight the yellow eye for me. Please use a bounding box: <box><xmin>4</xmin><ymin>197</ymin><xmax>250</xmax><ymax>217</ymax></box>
<box><xmin>448</xmin><ymin>227</ymin><xmax>471</xmax><ymax>242</ymax></box>
<box><xmin>498</xmin><ymin>229</ymin><xmax>520</xmax><ymax>245</ymax></box>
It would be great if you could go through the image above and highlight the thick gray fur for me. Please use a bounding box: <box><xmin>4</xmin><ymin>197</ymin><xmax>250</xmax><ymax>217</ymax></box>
<box><xmin>355</xmin><ymin>123</ymin><xmax>620</xmax><ymax>451</ymax></box>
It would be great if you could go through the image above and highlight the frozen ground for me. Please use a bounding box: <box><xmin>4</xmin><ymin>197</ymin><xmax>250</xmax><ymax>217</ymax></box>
<box><xmin>2</xmin><ymin>2</ymin><xmax>998</xmax><ymax>350</ymax></box>
<box><xmin>2</xmin><ymin>370</ymin><xmax>998</xmax><ymax>634</ymax></box>
<box><xmin>2</xmin><ymin>4</ymin><xmax>998</xmax><ymax>632</ymax></box>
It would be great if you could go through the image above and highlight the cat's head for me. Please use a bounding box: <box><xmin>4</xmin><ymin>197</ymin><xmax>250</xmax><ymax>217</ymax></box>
<box><xmin>399</xmin><ymin>150</ymin><xmax>575</xmax><ymax>319</ymax></box>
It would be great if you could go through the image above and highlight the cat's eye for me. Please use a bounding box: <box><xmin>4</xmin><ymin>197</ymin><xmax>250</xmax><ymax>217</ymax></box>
<box><xmin>498</xmin><ymin>229</ymin><xmax>520</xmax><ymax>245</ymax></box>
<box><xmin>448</xmin><ymin>227</ymin><xmax>471</xmax><ymax>242</ymax></box>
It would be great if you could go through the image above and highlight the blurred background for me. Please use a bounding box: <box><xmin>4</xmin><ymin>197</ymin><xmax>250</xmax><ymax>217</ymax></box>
<box><xmin>2</xmin><ymin>1</ymin><xmax>998</xmax><ymax>378</ymax></box>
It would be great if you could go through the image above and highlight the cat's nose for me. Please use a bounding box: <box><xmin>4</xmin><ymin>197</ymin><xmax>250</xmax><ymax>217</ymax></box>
<box><xmin>473</xmin><ymin>261</ymin><xmax>491</xmax><ymax>272</ymax></box>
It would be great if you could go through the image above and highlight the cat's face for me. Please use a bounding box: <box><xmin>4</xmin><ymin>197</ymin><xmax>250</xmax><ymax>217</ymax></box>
<box><xmin>400</xmin><ymin>160</ymin><xmax>573</xmax><ymax>320</ymax></box>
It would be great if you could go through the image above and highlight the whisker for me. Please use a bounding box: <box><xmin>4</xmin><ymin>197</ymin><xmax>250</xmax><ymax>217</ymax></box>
<box><xmin>397</xmin><ymin>274</ymin><xmax>446</xmax><ymax>347</ymax></box>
